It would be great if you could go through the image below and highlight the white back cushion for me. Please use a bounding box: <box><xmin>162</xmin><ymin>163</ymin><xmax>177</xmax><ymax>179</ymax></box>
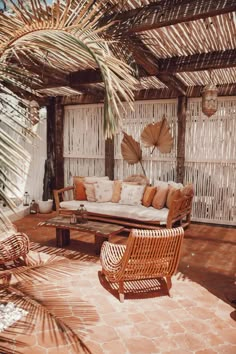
<box><xmin>94</xmin><ymin>181</ymin><xmax>114</xmax><ymax>202</ymax></box>
<box><xmin>119</xmin><ymin>184</ymin><xmax>146</xmax><ymax>206</ymax></box>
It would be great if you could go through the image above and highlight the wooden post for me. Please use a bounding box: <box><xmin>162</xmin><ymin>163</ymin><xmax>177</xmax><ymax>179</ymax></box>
<box><xmin>105</xmin><ymin>137</ymin><xmax>114</xmax><ymax>180</ymax></box>
<box><xmin>43</xmin><ymin>97</ymin><xmax>64</xmax><ymax>201</ymax></box>
<box><xmin>177</xmin><ymin>95</ymin><xmax>187</xmax><ymax>184</ymax></box>
<box><xmin>54</xmin><ymin>97</ymin><xmax>64</xmax><ymax>190</ymax></box>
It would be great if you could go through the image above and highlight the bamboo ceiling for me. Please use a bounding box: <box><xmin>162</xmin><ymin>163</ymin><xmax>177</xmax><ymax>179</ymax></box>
<box><xmin>1</xmin><ymin>0</ymin><xmax>236</xmax><ymax>100</ymax></box>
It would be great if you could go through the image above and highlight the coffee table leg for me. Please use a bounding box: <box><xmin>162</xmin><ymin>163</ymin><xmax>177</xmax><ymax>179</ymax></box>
<box><xmin>56</xmin><ymin>228</ymin><xmax>70</xmax><ymax>247</ymax></box>
<box><xmin>95</xmin><ymin>232</ymin><xmax>108</xmax><ymax>255</ymax></box>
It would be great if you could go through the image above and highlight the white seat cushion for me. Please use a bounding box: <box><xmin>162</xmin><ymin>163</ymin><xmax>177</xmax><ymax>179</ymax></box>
<box><xmin>60</xmin><ymin>200</ymin><xmax>169</xmax><ymax>224</ymax></box>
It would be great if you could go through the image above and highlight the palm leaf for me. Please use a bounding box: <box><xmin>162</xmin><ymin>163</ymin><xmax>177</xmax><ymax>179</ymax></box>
<box><xmin>121</xmin><ymin>131</ymin><xmax>142</xmax><ymax>164</ymax></box>
<box><xmin>140</xmin><ymin>116</ymin><xmax>174</xmax><ymax>153</ymax></box>
<box><xmin>0</xmin><ymin>0</ymin><xmax>137</xmax><ymax>138</ymax></box>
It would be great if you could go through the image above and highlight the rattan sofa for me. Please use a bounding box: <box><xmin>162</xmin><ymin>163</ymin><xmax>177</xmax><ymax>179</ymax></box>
<box><xmin>54</xmin><ymin>179</ymin><xmax>193</xmax><ymax>230</ymax></box>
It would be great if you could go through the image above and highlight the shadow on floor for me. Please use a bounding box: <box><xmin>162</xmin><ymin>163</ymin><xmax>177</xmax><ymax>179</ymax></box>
<box><xmin>178</xmin><ymin>227</ymin><xmax>236</xmax><ymax>309</ymax></box>
<box><xmin>98</xmin><ymin>271</ymin><xmax>170</xmax><ymax>302</ymax></box>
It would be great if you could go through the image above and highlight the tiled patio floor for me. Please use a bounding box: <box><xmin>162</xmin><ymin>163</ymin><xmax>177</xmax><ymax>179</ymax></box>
<box><xmin>0</xmin><ymin>212</ymin><xmax>235</xmax><ymax>353</ymax></box>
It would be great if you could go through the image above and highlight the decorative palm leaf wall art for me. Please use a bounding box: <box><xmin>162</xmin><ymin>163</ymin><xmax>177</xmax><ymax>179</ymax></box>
<box><xmin>121</xmin><ymin>116</ymin><xmax>174</xmax><ymax>177</ymax></box>
<box><xmin>121</xmin><ymin>132</ymin><xmax>146</xmax><ymax>175</ymax></box>
<box><xmin>141</xmin><ymin>116</ymin><xmax>174</xmax><ymax>154</ymax></box>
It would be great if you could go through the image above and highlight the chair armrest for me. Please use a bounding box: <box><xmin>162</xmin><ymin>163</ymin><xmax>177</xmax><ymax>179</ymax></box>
<box><xmin>53</xmin><ymin>186</ymin><xmax>74</xmax><ymax>215</ymax></box>
<box><xmin>100</xmin><ymin>241</ymin><xmax>126</xmax><ymax>272</ymax></box>
<box><xmin>0</xmin><ymin>232</ymin><xmax>30</xmax><ymax>264</ymax></box>
<box><xmin>167</xmin><ymin>194</ymin><xmax>193</xmax><ymax>228</ymax></box>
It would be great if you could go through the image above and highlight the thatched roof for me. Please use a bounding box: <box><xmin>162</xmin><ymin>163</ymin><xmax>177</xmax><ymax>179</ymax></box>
<box><xmin>1</xmin><ymin>0</ymin><xmax>236</xmax><ymax>101</ymax></box>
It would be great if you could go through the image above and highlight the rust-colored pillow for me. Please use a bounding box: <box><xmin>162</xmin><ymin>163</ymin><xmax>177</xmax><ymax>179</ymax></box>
<box><xmin>152</xmin><ymin>183</ymin><xmax>169</xmax><ymax>209</ymax></box>
<box><xmin>166</xmin><ymin>186</ymin><xmax>181</xmax><ymax>209</ymax></box>
<box><xmin>142</xmin><ymin>186</ymin><xmax>156</xmax><ymax>207</ymax></box>
<box><xmin>181</xmin><ymin>183</ymin><xmax>194</xmax><ymax>197</ymax></box>
<box><xmin>111</xmin><ymin>180</ymin><xmax>122</xmax><ymax>203</ymax></box>
<box><xmin>73</xmin><ymin>177</ymin><xmax>87</xmax><ymax>200</ymax></box>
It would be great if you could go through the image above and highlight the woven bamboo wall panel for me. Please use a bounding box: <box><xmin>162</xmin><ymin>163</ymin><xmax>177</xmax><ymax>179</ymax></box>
<box><xmin>186</xmin><ymin>97</ymin><xmax>236</xmax><ymax>161</ymax></box>
<box><xmin>185</xmin><ymin>97</ymin><xmax>236</xmax><ymax>225</ymax></box>
<box><xmin>63</xmin><ymin>97</ymin><xmax>236</xmax><ymax>225</ymax></box>
<box><xmin>64</xmin><ymin>158</ymin><xmax>105</xmax><ymax>186</ymax></box>
<box><xmin>114</xmin><ymin>99</ymin><xmax>178</xmax><ymax>184</ymax></box>
<box><xmin>64</xmin><ymin>105</ymin><xmax>105</xmax><ymax>186</ymax></box>
<box><xmin>114</xmin><ymin>159</ymin><xmax>176</xmax><ymax>185</ymax></box>
<box><xmin>185</xmin><ymin>161</ymin><xmax>236</xmax><ymax>225</ymax></box>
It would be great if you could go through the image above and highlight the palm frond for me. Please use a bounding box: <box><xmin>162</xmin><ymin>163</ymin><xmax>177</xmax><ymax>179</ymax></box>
<box><xmin>0</xmin><ymin>0</ymin><xmax>137</xmax><ymax>138</ymax></box>
<box><xmin>0</xmin><ymin>0</ymin><xmax>139</xmax><ymax>208</ymax></box>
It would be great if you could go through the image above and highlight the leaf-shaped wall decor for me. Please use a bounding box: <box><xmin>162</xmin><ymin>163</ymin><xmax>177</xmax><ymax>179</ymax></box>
<box><xmin>121</xmin><ymin>132</ymin><xmax>142</xmax><ymax>164</ymax></box>
<box><xmin>140</xmin><ymin>115</ymin><xmax>174</xmax><ymax>153</ymax></box>
<box><xmin>121</xmin><ymin>131</ymin><xmax>146</xmax><ymax>175</ymax></box>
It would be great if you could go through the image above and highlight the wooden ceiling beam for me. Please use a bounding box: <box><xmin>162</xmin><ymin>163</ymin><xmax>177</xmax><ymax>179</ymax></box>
<box><xmin>159</xmin><ymin>49</ymin><xmax>236</xmax><ymax>73</ymax></box>
<box><xmin>114</xmin><ymin>0</ymin><xmax>236</xmax><ymax>33</ymax></box>
<box><xmin>135</xmin><ymin>83</ymin><xmax>236</xmax><ymax>100</ymax></box>
<box><xmin>131</xmin><ymin>37</ymin><xmax>159</xmax><ymax>75</ymax></box>
<box><xmin>156</xmin><ymin>73</ymin><xmax>187</xmax><ymax>95</ymax></box>
<box><xmin>69</xmin><ymin>69</ymin><xmax>101</xmax><ymax>85</ymax></box>
<box><xmin>62</xmin><ymin>83</ymin><xmax>236</xmax><ymax>105</ymax></box>
<box><xmin>10</xmin><ymin>56</ymin><xmax>69</xmax><ymax>86</ymax></box>
<box><xmin>70</xmin><ymin>84</ymin><xmax>104</xmax><ymax>98</ymax></box>
<box><xmin>67</xmin><ymin>49</ymin><xmax>236</xmax><ymax>87</ymax></box>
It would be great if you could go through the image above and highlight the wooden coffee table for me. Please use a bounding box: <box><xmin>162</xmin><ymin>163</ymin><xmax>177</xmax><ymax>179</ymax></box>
<box><xmin>39</xmin><ymin>216</ymin><xmax>124</xmax><ymax>254</ymax></box>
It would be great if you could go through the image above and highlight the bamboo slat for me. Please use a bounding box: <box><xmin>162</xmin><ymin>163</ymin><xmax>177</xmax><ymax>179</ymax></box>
<box><xmin>63</xmin><ymin>104</ymin><xmax>105</xmax><ymax>186</ymax></box>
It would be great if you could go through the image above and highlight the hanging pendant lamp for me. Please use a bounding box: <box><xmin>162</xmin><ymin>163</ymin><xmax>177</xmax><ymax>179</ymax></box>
<box><xmin>202</xmin><ymin>73</ymin><xmax>218</xmax><ymax>118</ymax></box>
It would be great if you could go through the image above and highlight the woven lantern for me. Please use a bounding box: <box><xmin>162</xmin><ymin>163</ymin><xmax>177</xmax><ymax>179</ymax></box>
<box><xmin>202</xmin><ymin>83</ymin><xmax>218</xmax><ymax>117</ymax></box>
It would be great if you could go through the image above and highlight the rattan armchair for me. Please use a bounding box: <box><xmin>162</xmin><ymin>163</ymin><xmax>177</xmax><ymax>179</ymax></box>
<box><xmin>100</xmin><ymin>227</ymin><xmax>184</xmax><ymax>302</ymax></box>
<box><xmin>0</xmin><ymin>211</ymin><xmax>30</xmax><ymax>266</ymax></box>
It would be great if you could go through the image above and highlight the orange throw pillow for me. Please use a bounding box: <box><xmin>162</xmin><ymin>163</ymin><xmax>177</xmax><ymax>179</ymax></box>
<box><xmin>73</xmin><ymin>177</ymin><xmax>87</xmax><ymax>200</ymax></box>
<box><xmin>111</xmin><ymin>180</ymin><xmax>122</xmax><ymax>203</ymax></box>
<box><xmin>152</xmin><ymin>184</ymin><xmax>169</xmax><ymax>209</ymax></box>
<box><xmin>166</xmin><ymin>186</ymin><xmax>181</xmax><ymax>209</ymax></box>
<box><xmin>142</xmin><ymin>186</ymin><xmax>156</xmax><ymax>207</ymax></box>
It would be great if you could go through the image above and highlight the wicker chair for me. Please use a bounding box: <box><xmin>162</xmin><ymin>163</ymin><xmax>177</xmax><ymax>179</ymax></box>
<box><xmin>100</xmin><ymin>227</ymin><xmax>184</xmax><ymax>302</ymax></box>
<box><xmin>0</xmin><ymin>211</ymin><xmax>30</xmax><ymax>266</ymax></box>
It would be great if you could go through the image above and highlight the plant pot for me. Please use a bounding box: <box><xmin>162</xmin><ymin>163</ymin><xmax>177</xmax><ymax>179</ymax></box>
<box><xmin>38</xmin><ymin>200</ymin><xmax>53</xmax><ymax>214</ymax></box>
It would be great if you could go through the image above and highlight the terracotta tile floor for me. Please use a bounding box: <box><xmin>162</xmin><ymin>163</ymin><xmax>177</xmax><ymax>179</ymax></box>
<box><xmin>0</xmin><ymin>212</ymin><xmax>235</xmax><ymax>354</ymax></box>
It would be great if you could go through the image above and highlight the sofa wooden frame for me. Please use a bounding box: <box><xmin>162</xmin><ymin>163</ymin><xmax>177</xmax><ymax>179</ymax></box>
<box><xmin>54</xmin><ymin>186</ymin><xmax>193</xmax><ymax>229</ymax></box>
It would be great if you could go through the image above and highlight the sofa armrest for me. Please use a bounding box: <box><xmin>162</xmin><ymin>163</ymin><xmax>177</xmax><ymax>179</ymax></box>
<box><xmin>53</xmin><ymin>186</ymin><xmax>74</xmax><ymax>215</ymax></box>
<box><xmin>167</xmin><ymin>194</ymin><xmax>193</xmax><ymax>229</ymax></box>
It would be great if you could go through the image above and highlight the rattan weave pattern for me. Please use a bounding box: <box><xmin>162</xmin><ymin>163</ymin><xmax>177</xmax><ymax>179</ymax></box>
<box><xmin>100</xmin><ymin>227</ymin><xmax>184</xmax><ymax>302</ymax></box>
<box><xmin>0</xmin><ymin>232</ymin><xmax>30</xmax><ymax>265</ymax></box>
